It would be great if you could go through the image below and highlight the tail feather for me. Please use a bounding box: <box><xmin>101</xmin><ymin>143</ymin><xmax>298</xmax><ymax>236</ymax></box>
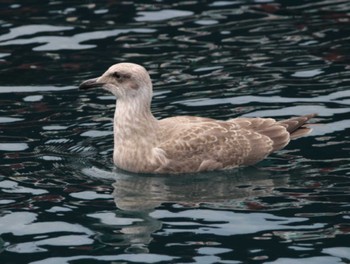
<box><xmin>278</xmin><ymin>113</ymin><xmax>316</xmax><ymax>139</ymax></box>
<box><xmin>231</xmin><ymin>114</ymin><xmax>316</xmax><ymax>152</ymax></box>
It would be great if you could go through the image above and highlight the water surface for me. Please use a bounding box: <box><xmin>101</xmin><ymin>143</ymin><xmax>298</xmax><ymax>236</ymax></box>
<box><xmin>0</xmin><ymin>0</ymin><xmax>350</xmax><ymax>263</ymax></box>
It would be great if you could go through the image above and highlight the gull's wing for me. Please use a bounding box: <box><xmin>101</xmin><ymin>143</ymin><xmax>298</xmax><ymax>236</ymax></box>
<box><xmin>157</xmin><ymin>120</ymin><xmax>277</xmax><ymax>173</ymax></box>
<box><xmin>156</xmin><ymin>115</ymin><xmax>315</xmax><ymax>173</ymax></box>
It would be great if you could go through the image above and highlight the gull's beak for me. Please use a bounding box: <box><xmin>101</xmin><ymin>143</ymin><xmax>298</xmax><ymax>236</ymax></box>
<box><xmin>79</xmin><ymin>78</ymin><xmax>103</xmax><ymax>90</ymax></box>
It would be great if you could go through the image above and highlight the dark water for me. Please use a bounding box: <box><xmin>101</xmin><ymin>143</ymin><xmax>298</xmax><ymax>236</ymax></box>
<box><xmin>1</xmin><ymin>0</ymin><xmax>350</xmax><ymax>263</ymax></box>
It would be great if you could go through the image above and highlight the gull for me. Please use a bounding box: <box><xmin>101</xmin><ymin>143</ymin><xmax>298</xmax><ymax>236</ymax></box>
<box><xmin>79</xmin><ymin>63</ymin><xmax>316</xmax><ymax>174</ymax></box>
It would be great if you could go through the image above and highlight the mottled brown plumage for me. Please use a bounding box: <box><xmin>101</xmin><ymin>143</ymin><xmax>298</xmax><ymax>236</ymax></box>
<box><xmin>79</xmin><ymin>63</ymin><xmax>316</xmax><ymax>174</ymax></box>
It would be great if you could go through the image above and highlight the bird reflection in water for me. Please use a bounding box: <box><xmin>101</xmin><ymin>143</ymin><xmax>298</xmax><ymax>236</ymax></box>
<box><xmin>107</xmin><ymin>167</ymin><xmax>289</xmax><ymax>251</ymax></box>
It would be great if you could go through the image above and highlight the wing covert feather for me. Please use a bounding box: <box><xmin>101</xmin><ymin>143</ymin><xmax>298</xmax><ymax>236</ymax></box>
<box><xmin>158</xmin><ymin>121</ymin><xmax>274</xmax><ymax>171</ymax></box>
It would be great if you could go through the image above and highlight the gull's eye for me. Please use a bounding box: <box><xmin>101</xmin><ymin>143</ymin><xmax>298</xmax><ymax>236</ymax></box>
<box><xmin>113</xmin><ymin>72</ymin><xmax>122</xmax><ymax>80</ymax></box>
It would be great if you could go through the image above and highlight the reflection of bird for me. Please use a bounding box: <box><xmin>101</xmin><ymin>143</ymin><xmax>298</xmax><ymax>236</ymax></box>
<box><xmin>79</xmin><ymin>63</ymin><xmax>316</xmax><ymax>174</ymax></box>
<box><xmin>112</xmin><ymin>168</ymin><xmax>287</xmax><ymax>211</ymax></box>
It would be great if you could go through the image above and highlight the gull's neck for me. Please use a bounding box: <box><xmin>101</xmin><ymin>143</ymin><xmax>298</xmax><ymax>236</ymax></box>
<box><xmin>112</xmin><ymin>95</ymin><xmax>160</xmax><ymax>172</ymax></box>
<box><xmin>113</xmin><ymin>95</ymin><xmax>158</xmax><ymax>145</ymax></box>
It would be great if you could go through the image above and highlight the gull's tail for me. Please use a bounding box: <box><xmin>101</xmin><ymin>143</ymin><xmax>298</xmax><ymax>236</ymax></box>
<box><xmin>278</xmin><ymin>113</ymin><xmax>317</xmax><ymax>139</ymax></box>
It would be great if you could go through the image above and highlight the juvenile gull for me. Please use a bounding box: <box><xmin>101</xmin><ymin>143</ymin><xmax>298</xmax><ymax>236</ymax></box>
<box><xmin>79</xmin><ymin>63</ymin><xmax>316</xmax><ymax>174</ymax></box>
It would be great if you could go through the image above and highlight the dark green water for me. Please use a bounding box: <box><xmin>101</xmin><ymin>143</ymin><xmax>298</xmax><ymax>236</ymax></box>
<box><xmin>1</xmin><ymin>0</ymin><xmax>350</xmax><ymax>263</ymax></box>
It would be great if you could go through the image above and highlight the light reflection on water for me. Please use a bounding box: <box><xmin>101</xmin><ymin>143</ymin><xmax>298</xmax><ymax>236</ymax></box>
<box><xmin>0</xmin><ymin>0</ymin><xmax>350</xmax><ymax>263</ymax></box>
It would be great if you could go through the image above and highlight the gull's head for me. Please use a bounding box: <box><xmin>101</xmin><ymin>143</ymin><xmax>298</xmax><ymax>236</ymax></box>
<box><xmin>79</xmin><ymin>62</ymin><xmax>152</xmax><ymax>101</ymax></box>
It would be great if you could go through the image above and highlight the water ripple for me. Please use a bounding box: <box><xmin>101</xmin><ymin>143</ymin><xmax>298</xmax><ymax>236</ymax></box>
<box><xmin>0</xmin><ymin>28</ymin><xmax>156</xmax><ymax>51</ymax></box>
